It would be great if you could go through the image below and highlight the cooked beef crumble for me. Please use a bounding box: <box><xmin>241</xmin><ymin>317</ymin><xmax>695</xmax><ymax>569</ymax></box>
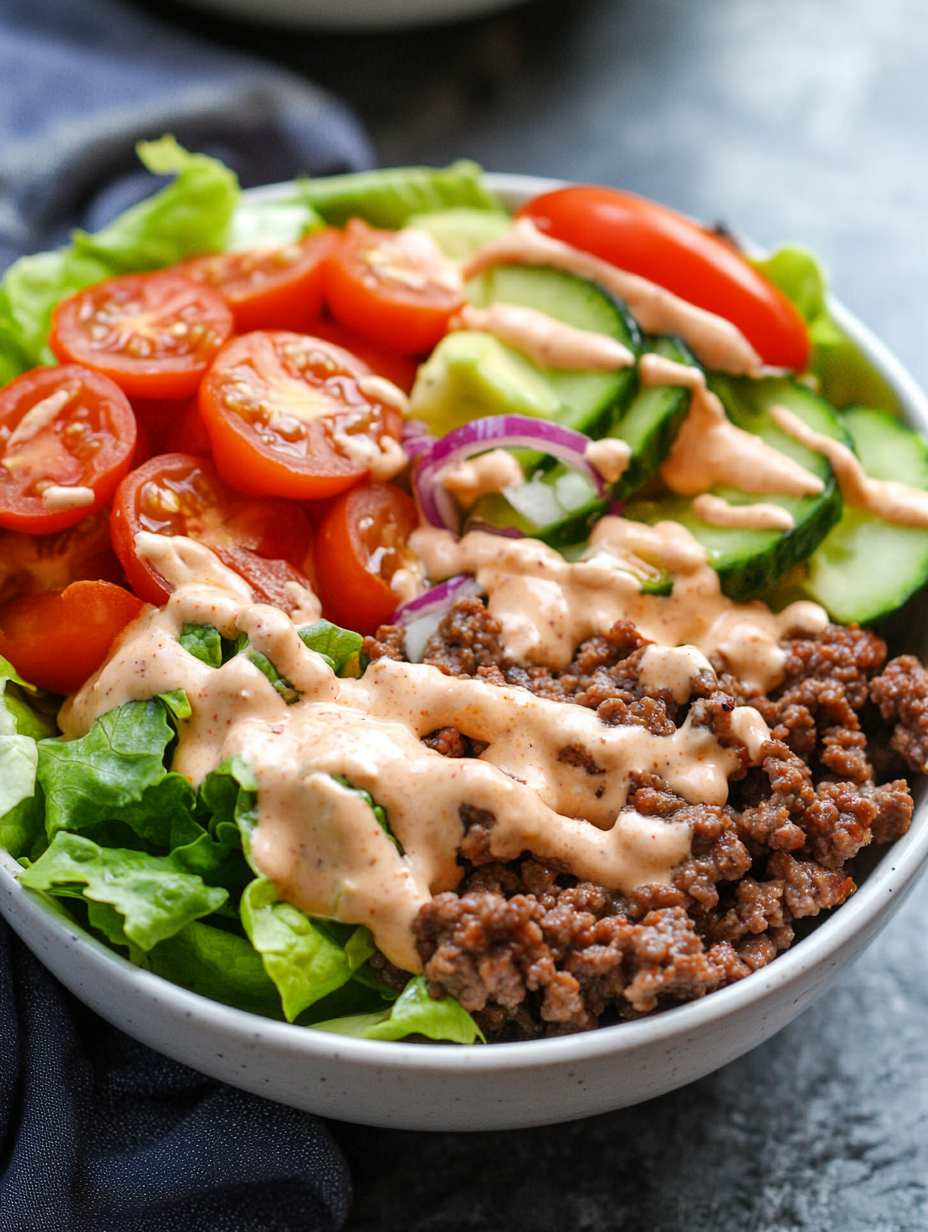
<box><xmin>364</xmin><ymin>600</ymin><xmax>921</xmax><ymax>1041</ymax></box>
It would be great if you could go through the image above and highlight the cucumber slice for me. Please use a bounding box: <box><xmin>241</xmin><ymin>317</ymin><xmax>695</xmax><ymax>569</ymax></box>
<box><xmin>801</xmin><ymin>408</ymin><xmax>928</xmax><ymax>624</ymax></box>
<box><xmin>625</xmin><ymin>376</ymin><xmax>847</xmax><ymax>601</ymax></box>
<box><xmin>464</xmin><ymin>263</ymin><xmax>640</xmax><ymax>438</ymax></box>
<box><xmin>407</xmin><ymin>207</ymin><xmax>513</xmax><ymax>260</ymax></box>
<box><xmin>463</xmin><ymin>336</ymin><xmax>693</xmax><ymax>548</ymax></box>
<box><xmin>464</xmin><ymin>466</ymin><xmax>606</xmax><ymax>550</ymax></box>
<box><xmin>612</xmin><ymin>334</ymin><xmax>695</xmax><ymax>500</ymax></box>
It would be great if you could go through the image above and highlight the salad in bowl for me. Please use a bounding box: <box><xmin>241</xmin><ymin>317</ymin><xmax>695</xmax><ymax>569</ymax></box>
<box><xmin>1</xmin><ymin>137</ymin><xmax>927</xmax><ymax>1065</ymax></box>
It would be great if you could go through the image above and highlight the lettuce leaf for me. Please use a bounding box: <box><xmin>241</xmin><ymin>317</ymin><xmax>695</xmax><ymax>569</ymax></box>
<box><xmin>311</xmin><ymin>975</ymin><xmax>484</xmax><ymax>1044</ymax></box>
<box><xmin>144</xmin><ymin>919</ymin><xmax>285</xmax><ymax>1019</ymax></box>
<box><xmin>0</xmin><ymin>135</ymin><xmax>239</xmax><ymax>372</ymax></box>
<box><xmin>240</xmin><ymin>877</ymin><xmax>361</xmax><ymax>1022</ymax></box>
<box><xmin>751</xmin><ymin>245</ymin><xmax>902</xmax><ymax>413</ymax></box>
<box><xmin>0</xmin><ymin>657</ymin><xmax>57</xmax><ymax>851</ymax></box>
<box><xmin>295</xmin><ymin>161</ymin><xmax>499</xmax><ymax>229</ymax></box>
<box><xmin>37</xmin><ymin>699</ymin><xmax>175</xmax><ymax>837</ymax></box>
<box><xmin>19</xmin><ymin>831</ymin><xmax>227</xmax><ymax>950</ymax></box>
<box><xmin>297</xmin><ymin>620</ymin><xmax>364</xmax><ymax>675</ymax></box>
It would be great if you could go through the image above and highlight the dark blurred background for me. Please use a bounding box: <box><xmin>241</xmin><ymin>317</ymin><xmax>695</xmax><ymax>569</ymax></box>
<box><xmin>125</xmin><ymin>1</ymin><xmax>928</xmax><ymax>1227</ymax></box>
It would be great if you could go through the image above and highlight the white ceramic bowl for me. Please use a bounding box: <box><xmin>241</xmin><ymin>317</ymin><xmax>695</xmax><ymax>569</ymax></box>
<box><xmin>2</xmin><ymin>174</ymin><xmax>927</xmax><ymax>1132</ymax></box>
<box><xmin>177</xmin><ymin>0</ymin><xmax>532</xmax><ymax>31</ymax></box>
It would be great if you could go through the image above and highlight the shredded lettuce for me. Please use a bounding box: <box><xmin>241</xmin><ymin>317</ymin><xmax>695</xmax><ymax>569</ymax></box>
<box><xmin>752</xmin><ymin>245</ymin><xmax>902</xmax><ymax>414</ymax></box>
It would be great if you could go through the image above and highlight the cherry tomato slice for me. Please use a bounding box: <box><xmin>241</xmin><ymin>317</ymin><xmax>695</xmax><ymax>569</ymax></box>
<box><xmin>0</xmin><ymin>580</ymin><xmax>146</xmax><ymax>694</ymax></box>
<box><xmin>0</xmin><ymin>510</ymin><xmax>124</xmax><ymax>608</ymax></box>
<box><xmin>176</xmin><ymin>229</ymin><xmax>340</xmax><ymax>333</ymax></box>
<box><xmin>49</xmin><ymin>271</ymin><xmax>234</xmax><ymax>400</ymax></box>
<box><xmin>323</xmin><ymin>220</ymin><xmax>464</xmax><ymax>355</ymax></box>
<box><xmin>0</xmin><ymin>364</ymin><xmax>137</xmax><ymax>534</ymax></box>
<box><xmin>111</xmin><ymin>452</ymin><xmax>316</xmax><ymax>610</ymax></box>
<box><xmin>314</xmin><ymin>481</ymin><xmax>420</xmax><ymax>635</ymax></box>
<box><xmin>518</xmin><ymin>186</ymin><xmax>810</xmax><ymax>372</ymax></box>
<box><xmin>199</xmin><ymin>331</ymin><xmax>403</xmax><ymax>501</ymax></box>
<box><xmin>305</xmin><ymin>316</ymin><xmax>418</xmax><ymax>393</ymax></box>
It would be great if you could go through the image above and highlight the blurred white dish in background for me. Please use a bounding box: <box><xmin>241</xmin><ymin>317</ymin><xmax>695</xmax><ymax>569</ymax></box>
<box><xmin>178</xmin><ymin>0</ymin><xmax>533</xmax><ymax>31</ymax></box>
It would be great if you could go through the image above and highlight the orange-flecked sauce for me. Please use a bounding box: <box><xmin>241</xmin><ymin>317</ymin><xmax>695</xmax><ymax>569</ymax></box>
<box><xmin>62</xmin><ymin>526</ymin><xmax>788</xmax><ymax>972</ymax></box>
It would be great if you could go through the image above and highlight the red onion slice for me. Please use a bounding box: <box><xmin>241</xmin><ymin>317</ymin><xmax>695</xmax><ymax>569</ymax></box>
<box><xmin>388</xmin><ymin>574</ymin><xmax>484</xmax><ymax>662</ymax></box>
<box><xmin>412</xmin><ymin>414</ymin><xmax>606</xmax><ymax>532</ymax></box>
<box><xmin>389</xmin><ymin>573</ymin><xmax>482</xmax><ymax>625</ymax></box>
<box><xmin>401</xmin><ymin>419</ymin><xmax>437</xmax><ymax>459</ymax></box>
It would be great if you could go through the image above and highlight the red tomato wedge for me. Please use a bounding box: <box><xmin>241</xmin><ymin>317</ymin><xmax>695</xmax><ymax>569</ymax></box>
<box><xmin>111</xmin><ymin>452</ymin><xmax>316</xmax><ymax>610</ymax></box>
<box><xmin>518</xmin><ymin>186</ymin><xmax>810</xmax><ymax>371</ymax></box>
<box><xmin>0</xmin><ymin>580</ymin><xmax>145</xmax><ymax>694</ymax></box>
<box><xmin>314</xmin><ymin>481</ymin><xmax>419</xmax><ymax>635</ymax></box>
<box><xmin>176</xmin><ymin>229</ymin><xmax>340</xmax><ymax>333</ymax></box>
<box><xmin>305</xmin><ymin>316</ymin><xmax>418</xmax><ymax>393</ymax></box>
<box><xmin>0</xmin><ymin>510</ymin><xmax>124</xmax><ymax>607</ymax></box>
<box><xmin>323</xmin><ymin>219</ymin><xmax>464</xmax><ymax>355</ymax></box>
<box><xmin>199</xmin><ymin>331</ymin><xmax>403</xmax><ymax>501</ymax></box>
<box><xmin>49</xmin><ymin>271</ymin><xmax>234</xmax><ymax>400</ymax></box>
<box><xmin>0</xmin><ymin>364</ymin><xmax>137</xmax><ymax>534</ymax></box>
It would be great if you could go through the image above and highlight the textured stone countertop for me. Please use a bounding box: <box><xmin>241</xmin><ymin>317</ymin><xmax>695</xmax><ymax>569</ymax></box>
<box><xmin>141</xmin><ymin>1</ymin><xmax>928</xmax><ymax>1226</ymax></box>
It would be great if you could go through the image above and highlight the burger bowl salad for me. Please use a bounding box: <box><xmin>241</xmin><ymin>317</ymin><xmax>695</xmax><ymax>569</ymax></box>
<box><xmin>1</xmin><ymin>139</ymin><xmax>928</xmax><ymax>1076</ymax></box>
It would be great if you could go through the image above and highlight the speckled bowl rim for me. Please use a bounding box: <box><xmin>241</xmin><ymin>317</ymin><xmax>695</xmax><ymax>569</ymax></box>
<box><xmin>2</xmin><ymin>172</ymin><xmax>927</xmax><ymax>1085</ymax></box>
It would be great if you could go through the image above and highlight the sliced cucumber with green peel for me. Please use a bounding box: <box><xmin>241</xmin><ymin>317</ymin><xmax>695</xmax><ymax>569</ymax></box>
<box><xmin>801</xmin><ymin>408</ymin><xmax>928</xmax><ymax>624</ymax></box>
<box><xmin>464</xmin><ymin>465</ymin><xmax>606</xmax><ymax>549</ymax></box>
<box><xmin>460</xmin><ymin>263</ymin><xmax>640</xmax><ymax>437</ymax></box>
<box><xmin>625</xmin><ymin>375</ymin><xmax>848</xmax><ymax>601</ymax></box>
<box><xmin>611</xmin><ymin>334</ymin><xmax>695</xmax><ymax>500</ymax></box>
<box><xmin>463</xmin><ymin>335</ymin><xmax>694</xmax><ymax>548</ymax></box>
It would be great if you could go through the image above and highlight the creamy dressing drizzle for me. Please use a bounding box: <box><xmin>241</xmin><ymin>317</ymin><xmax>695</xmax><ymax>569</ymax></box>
<box><xmin>638</xmin><ymin>354</ymin><xmax>824</xmax><ymax>500</ymax></box>
<box><xmin>453</xmin><ymin>302</ymin><xmax>635</xmax><ymax>371</ymax></box>
<box><xmin>439</xmin><ymin>449</ymin><xmax>525</xmax><ymax>508</ymax></box>
<box><xmin>771</xmin><ymin>405</ymin><xmax>928</xmax><ymax>527</ymax></box>
<box><xmin>411</xmin><ymin>517</ymin><xmax>828</xmax><ymax>690</ymax></box>
<box><xmin>330</xmin><ymin>428</ymin><xmax>409</xmax><ymax>481</ymax></box>
<box><xmin>40</xmin><ymin>484</ymin><xmax>96</xmax><ymax>511</ymax></box>
<box><xmin>60</xmin><ymin>532</ymin><xmax>781</xmax><ymax>973</ymax></box>
<box><xmin>463</xmin><ymin>219</ymin><xmax>764</xmax><ymax>375</ymax></box>
<box><xmin>585</xmin><ymin>438</ymin><xmax>631</xmax><ymax>484</ymax></box>
<box><xmin>692</xmin><ymin>493</ymin><xmax>795</xmax><ymax>531</ymax></box>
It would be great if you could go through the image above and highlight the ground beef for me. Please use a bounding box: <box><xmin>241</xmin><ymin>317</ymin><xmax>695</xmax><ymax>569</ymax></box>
<box><xmin>369</xmin><ymin>602</ymin><xmax>924</xmax><ymax>1038</ymax></box>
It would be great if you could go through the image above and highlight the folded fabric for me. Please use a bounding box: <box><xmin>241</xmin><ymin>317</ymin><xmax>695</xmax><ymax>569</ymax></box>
<box><xmin>0</xmin><ymin>920</ymin><xmax>352</xmax><ymax>1232</ymax></box>
<box><xmin>0</xmin><ymin>0</ymin><xmax>375</xmax><ymax>270</ymax></box>
<box><xmin>0</xmin><ymin>0</ymin><xmax>372</xmax><ymax>1226</ymax></box>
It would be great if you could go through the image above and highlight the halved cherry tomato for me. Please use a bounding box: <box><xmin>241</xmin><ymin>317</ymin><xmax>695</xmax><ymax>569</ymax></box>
<box><xmin>0</xmin><ymin>510</ymin><xmax>124</xmax><ymax>607</ymax></box>
<box><xmin>49</xmin><ymin>271</ymin><xmax>234</xmax><ymax>400</ymax></box>
<box><xmin>323</xmin><ymin>220</ymin><xmax>464</xmax><ymax>355</ymax></box>
<box><xmin>518</xmin><ymin>186</ymin><xmax>810</xmax><ymax>371</ymax></box>
<box><xmin>0</xmin><ymin>580</ymin><xmax>145</xmax><ymax>694</ymax></box>
<box><xmin>199</xmin><ymin>331</ymin><xmax>402</xmax><ymax>501</ymax></box>
<box><xmin>314</xmin><ymin>481</ymin><xmax>419</xmax><ymax>635</ymax></box>
<box><xmin>0</xmin><ymin>364</ymin><xmax>137</xmax><ymax>534</ymax></box>
<box><xmin>305</xmin><ymin>316</ymin><xmax>418</xmax><ymax>393</ymax></box>
<box><xmin>176</xmin><ymin>229</ymin><xmax>340</xmax><ymax>333</ymax></box>
<box><xmin>111</xmin><ymin>452</ymin><xmax>316</xmax><ymax>610</ymax></box>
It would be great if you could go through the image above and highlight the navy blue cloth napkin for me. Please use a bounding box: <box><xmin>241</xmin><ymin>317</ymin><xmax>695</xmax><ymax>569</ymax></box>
<box><xmin>0</xmin><ymin>0</ymin><xmax>374</xmax><ymax>1226</ymax></box>
<box><xmin>0</xmin><ymin>0</ymin><xmax>375</xmax><ymax>268</ymax></box>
